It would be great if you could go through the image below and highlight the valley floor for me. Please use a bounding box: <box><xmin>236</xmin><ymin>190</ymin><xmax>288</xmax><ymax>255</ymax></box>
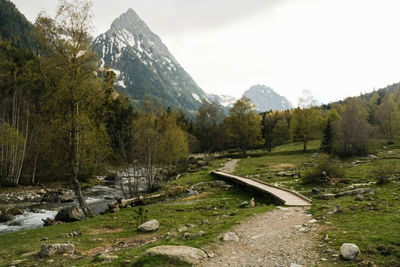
<box><xmin>2</xmin><ymin>140</ymin><xmax>400</xmax><ymax>266</ymax></box>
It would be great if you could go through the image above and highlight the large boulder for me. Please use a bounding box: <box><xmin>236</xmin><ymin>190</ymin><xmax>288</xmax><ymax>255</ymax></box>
<box><xmin>144</xmin><ymin>245</ymin><xmax>207</xmax><ymax>264</ymax></box>
<box><xmin>138</xmin><ymin>219</ymin><xmax>159</xmax><ymax>232</ymax></box>
<box><xmin>42</xmin><ymin>190</ymin><xmax>74</xmax><ymax>203</ymax></box>
<box><xmin>54</xmin><ymin>206</ymin><xmax>83</xmax><ymax>222</ymax></box>
<box><xmin>340</xmin><ymin>243</ymin><xmax>360</xmax><ymax>260</ymax></box>
<box><xmin>40</xmin><ymin>243</ymin><xmax>75</xmax><ymax>257</ymax></box>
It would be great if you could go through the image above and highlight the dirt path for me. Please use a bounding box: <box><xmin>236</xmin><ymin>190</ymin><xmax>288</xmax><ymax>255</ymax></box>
<box><xmin>221</xmin><ymin>159</ymin><xmax>239</xmax><ymax>173</ymax></box>
<box><xmin>201</xmin><ymin>160</ymin><xmax>320</xmax><ymax>266</ymax></box>
<box><xmin>200</xmin><ymin>207</ymin><xmax>320</xmax><ymax>267</ymax></box>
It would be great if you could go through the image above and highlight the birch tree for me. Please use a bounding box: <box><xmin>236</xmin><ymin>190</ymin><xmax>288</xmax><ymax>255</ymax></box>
<box><xmin>35</xmin><ymin>0</ymin><xmax>108</xmax><ymax>217</ymax></box>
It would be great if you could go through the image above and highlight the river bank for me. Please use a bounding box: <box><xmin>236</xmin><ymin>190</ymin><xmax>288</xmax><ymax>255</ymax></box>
<box><xmin>0</xmin><ymin>176</ymin><xmax>149</xmax><ymax>234</ymax></box>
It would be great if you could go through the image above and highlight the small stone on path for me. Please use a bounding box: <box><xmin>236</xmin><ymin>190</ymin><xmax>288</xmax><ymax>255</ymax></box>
<box><xmin>222</xmin><ymin>232</ymin><xmax>239</xmax><ymax>242</ymax></box>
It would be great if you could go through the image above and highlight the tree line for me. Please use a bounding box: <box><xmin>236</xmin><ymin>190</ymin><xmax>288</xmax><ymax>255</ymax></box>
<box><xmin>193</xmin><ymin>88</ymin><xmax>400</xmax><ymax>158</ymax></box>
<box><xmin>1</xmin><ymin>0</ymin><xmax>400</xmax><ymax>217</ymax></box>
<box><xmin>0</xmin><ymin>0</ymin><xmax>190</xmax><ymax>218</ymax></box>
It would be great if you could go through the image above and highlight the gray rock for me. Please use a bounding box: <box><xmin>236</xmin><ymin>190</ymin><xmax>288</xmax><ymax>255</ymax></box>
<box><xmin>340</xmin><ymin>243</ymin><xmax>360</xmax><ymax>260</ymax></box>
<box><xmin>144</xmin><ymin>245</ymin><xmax>207</xmax><ymax>264</ymax></box>
<box><xmin>322</xmin><ymin>193</ymin><xmax>336</xmax><ymax>200</ymax></box>
<box><xmin>194</xmin><ymin>230</ymin><xmax>205</xmax><ymax>237</ymax></box>
<box><xmin>333</xmin><ymin>204</ymin><xmax>342</xmax><ymax>214</ymax></box>
<box><xmin>164</xmin><ymin>232</ymin><xmax>176</xmax><ymax>240</ymax></box>
<box><xmin>181</xmin><ymin>232</ymin><xmax>192</xmax><ymax>239</ymax></box>
<box><xmin>355</xmin><ymin>194</ymin><xmax>364</xmax><ymax>201</ymax></box>
<box><xmin>336</xmin><ymin>187</ymin><xmax>372</xmax><ymax>197</ymax></box>
<box><xmin>178</xmin><ymin>226</ymin><xmax>188</xmax><ymax>233</ymax></box>
<box><xmin>276</xmin><ymin>172</ymin><xmax>297</xmax><ymax>177</ymax></box>
<box><xmin>138</xmin><ymin>219</ymin><xmax>159</xmax><ymax>232</ymax></box>
<box><xmin>312</xmin><ymin>188</ymin><xmax>321</xmax><ymax>194</ymax></box>
<box><xmin>299</xmin><ymin>227</ymin><xmax>309</xmax><ymax>233</ymax></box>
<box><xmin>185</xmin><ymin>223</ymin><xmax>196</xmax><ymax>228</ymax></box>
<box><xmin>62</xmin><ymin>230</ymin><xmax>81</xmax><ymax>238</ymax></box>
<box><xmin>42</xmin><ymin>190</ymin><xmax>74</xmax><ymax>203</ymax></box>
<box><xmin>40</xmin><ymin>243</ymin><xmax>75</xmax><ymax>257</ymax></box>
<box><xmin>201</xmin><ymin>219</ymin><xmax>209</xmax><ymax>225</ymax></box>
<box><xmin>222</xmin><ymin>232</ymin><xmax>239</xmax><ymax>242</ymax></box>
<box><xmin>290</xmin><ymin>264</ymin><xmax>303</xmax><ymax>267</ymax></box>
<box><xmin>55</xmin><ymin>206</ymin><xmax>83</xmax><ymax>222</ymax></box>
<box><xmin>197</xmin><ymin>160</ymin><xmax>208</xmax><ymax>167</ymax></box>
<box><xmin>98</xmin><ymin>253</ymin><xmax>118</xmax><ymax>262</ymax></box>
<box><xmin>238</xmin><ymin>201</ymin><xmax>249</xmax><ymax>208</ymax></box>
<box><xmin>108</xmin><ymin>202</ymin><xmax>120</xmax><ymax>213</ymax></box>
<box><xmin>212</xmin><ymin>180</ymin><xmax>228</xmax><ymax>187</ymax></box>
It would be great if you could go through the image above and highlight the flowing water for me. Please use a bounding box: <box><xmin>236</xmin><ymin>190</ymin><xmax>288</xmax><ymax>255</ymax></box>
<box><xmin>0</xmin><ymin>176</ymin><xmax>149</xmax><ymax>234</ymax></box>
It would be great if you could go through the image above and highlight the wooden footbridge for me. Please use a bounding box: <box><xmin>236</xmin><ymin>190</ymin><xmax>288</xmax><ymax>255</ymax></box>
<box><xmin>212</xmin><ymin>170</ymin><xmax>312</xmax><ymax>206</ymax></box>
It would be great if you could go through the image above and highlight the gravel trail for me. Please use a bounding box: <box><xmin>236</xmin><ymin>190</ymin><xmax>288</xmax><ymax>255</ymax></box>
<box><xmin>201</xmin><ymin>207</ymin><xmax>320</xmax><ymax>266</ymax></box>
<box><xmin>201</xmin><ymin>160</ymin><xmax>320</xmax><ymax>266</ymax></box>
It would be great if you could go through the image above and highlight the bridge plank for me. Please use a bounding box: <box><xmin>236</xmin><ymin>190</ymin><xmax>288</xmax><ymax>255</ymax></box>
<box><xmin>212</xmin><ymin>170</ymin><xmax>311</xmax><ymax>206</ymax></box>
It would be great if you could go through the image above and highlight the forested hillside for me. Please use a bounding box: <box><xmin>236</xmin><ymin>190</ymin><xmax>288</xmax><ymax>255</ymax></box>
<box><xmin>0</xmin><ymin>0</ymin><xmax>37</xmax><ymax>50</ymax></box>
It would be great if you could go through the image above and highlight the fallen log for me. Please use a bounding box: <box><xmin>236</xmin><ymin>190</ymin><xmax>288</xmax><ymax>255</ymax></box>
<box><xmin>118</xmin><ymin>194</ymin><xmax>163</xmax><ymax>208</ymax></box>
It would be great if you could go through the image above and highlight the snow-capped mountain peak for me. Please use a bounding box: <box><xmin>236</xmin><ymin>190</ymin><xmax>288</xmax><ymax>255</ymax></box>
<box><xmin>93</xmin><ymin>9</ymin><xmax>210</xmax><ymax>116</ymax></box>
<box><xmin>243</xmin><ymin>84</ymin><xmax>293</xmax><ymax>112</ymax></box>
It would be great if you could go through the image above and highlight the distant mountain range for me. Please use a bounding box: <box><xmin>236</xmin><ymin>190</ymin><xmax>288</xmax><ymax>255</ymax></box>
<box><xmin>0</xmin><ymin>2</ymin><xmax>317</xmax><ymax>116</ymax></box>
<box><xmin>243</xmin><ymin>85</ymin><xmax>293</xmax><ymax>112</ymax></box>
<box><xmin>207</xmin><ymin>94</ymin><xmax>237</xmax><ymax>108</ymax></box>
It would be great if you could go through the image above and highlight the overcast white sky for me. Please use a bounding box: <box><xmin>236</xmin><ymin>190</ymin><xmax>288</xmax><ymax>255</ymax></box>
<box><xmin>11</xmin><ymin>0</ymin><xmax>400</xmax><ymax>105</ymax></box>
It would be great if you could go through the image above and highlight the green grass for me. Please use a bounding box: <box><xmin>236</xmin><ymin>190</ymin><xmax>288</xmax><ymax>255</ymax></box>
<box><xmin>0</xmin><ymin>159</ymin><xmax>275</xmax><ymax>266</ymax></box>
<box><xmin>2</xmin><ymin>140</ymin><xmax>400</xmax><ymax>266</ymax></box>
<box><xmin>234</xmin><ymin>140</ymin><xmax>400</xmax><ymax>266</ymax></box>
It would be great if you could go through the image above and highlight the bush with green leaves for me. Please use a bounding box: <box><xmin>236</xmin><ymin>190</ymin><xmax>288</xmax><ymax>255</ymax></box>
<box><xmin>302</xmin><ymin>154</ymin><xmax>344</xmax><ymax>184</ymax></box>
<box><xmin>372</xmin><ymin>161</ymin><xmax>398</xmax><ymax>185</ymax></box>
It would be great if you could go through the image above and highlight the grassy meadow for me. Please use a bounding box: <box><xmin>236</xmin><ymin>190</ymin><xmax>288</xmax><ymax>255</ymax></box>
<box><xmin>234</xmin><ymin>140</ymin><xmax>400</xmax><ymax>266</ymax></box>
<box><xmin>0</xmin><ymin>159</ymin><xmax>275</xmax><ymax>266</ymax></box>
<box><xmin>1</xmin><ymin>140</ymin><xmax>400</xmax><ymax>266</ymax></box>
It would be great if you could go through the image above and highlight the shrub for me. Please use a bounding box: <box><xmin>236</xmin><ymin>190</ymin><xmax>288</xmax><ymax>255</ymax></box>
<box><xmin>302</xmin><ymin>154</ymin><xmax>344</xmax><ymax>184</ymax></box>
<box><xmin>372</xmin><ymin>161</ymin><xmax>398</xmax><ymax>185</ymax></box>
<box><xmin>133</xmin><ymin>206</ymin><xmax>148</xmax><ymax>227</ymax></box>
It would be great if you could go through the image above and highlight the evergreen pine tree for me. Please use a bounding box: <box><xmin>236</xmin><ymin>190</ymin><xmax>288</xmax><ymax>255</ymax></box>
<box><xmin>321</xmin><ymin>119</ymin><xmax>333</xmax><ymax>154</ymax></box>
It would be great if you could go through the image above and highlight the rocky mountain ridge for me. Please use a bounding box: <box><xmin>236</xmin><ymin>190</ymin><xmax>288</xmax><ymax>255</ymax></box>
<box><xmin>243</xmin><ymin>85</ymin><xmax>293</xmax><ymax>112</ymax></box>
<box><xmin>93</xmin><ymin>8</ymin><xmax>210</xmax><ymax>116</ymax></box>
